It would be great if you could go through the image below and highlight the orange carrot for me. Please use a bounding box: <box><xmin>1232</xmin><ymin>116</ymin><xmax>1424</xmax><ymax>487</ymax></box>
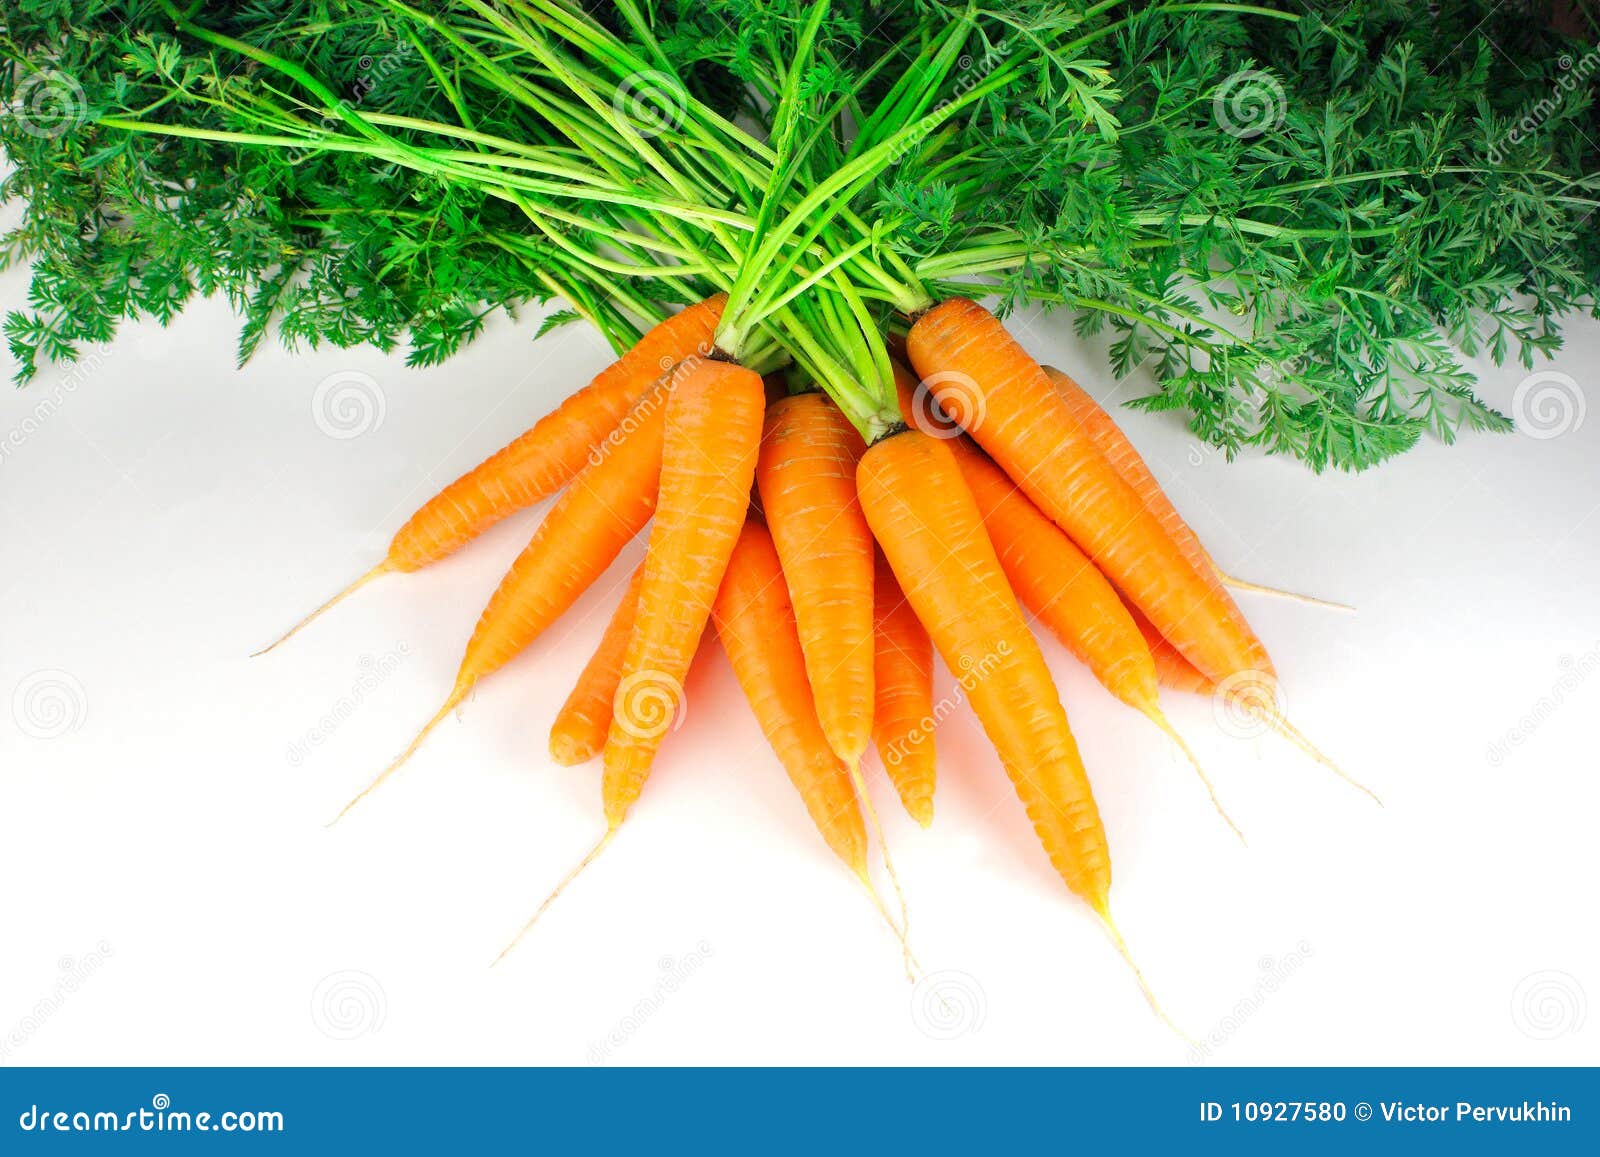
<box><xmin>871</xmin><ymin>553</ymin><xmax>936</xmax><ymax>828</ymax></box>
<box><xmin>907</xmin><ymin>298</ymin><xmax>1271</xmax><ymax>689</ymax></box>
<box><xmin>1042</xmin><ymin>366</ymin><xmax>1351</xmax><ymax>612</ymax></box>
<box><xmin>756</xmin><ymin>392</ymin><xmax>874</xmax><ymax>763</ymax></box>
<box><xmin>333</xmin><ymin>366</ymin><xmax>675</xmax><ymax>820</ymax></box>
<box><xmin>951</xmin><ymin>440</ymin><xmax>1241</xmax><ymax>840</ymax></box>
<box><xmin>549</xmin><ymin>565</ymin><xmax>644</xmax><ymax>767</ymax></box>
<box><xmin>858</xmin><ymin>428</ymin><xmax>1163</xmax><ymax>1010</ymax></box>
<box><xmin>255</xmin><ymin>295</ymin><xmax>724</xmax><ymax>654</ymax></box>
<box><xmin>712</xmin><ymin>520</ymin><xmax>870</xmax><ymax>876</ymax></box>
<box><xmin>493</xmin><ymin>359</ymin><xmax>766</xmax><ymax>964</ymax></box>
<box><xmin>602</xmin><ymin>359</ymin><xmax>766</xmax><ymax>827</ymax></box>
<box><xmin>1127</xmin><ymin>600</ymin><xmax>1215</xmax><ymax>697</ymax></box>
<box><xmin>714</xmin><ymin>519</ymin><xmax>915</xmax><ymax>972</ymax></box>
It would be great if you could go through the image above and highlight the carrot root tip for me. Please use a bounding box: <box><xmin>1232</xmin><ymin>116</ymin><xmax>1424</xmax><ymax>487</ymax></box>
<box><xmin>252</xmin><ymin>560</ymin><xmax>393</xmax><ymax>657</ymax></box>
<box><xmin>1215</xmin><ymin>568</ymin><xmax>1355</xmax><ymax>614</ymax></box>
<box><xmin>1148</xmin><ymin>708</ymin><xmax>1246</xmax><ymax>845</ymax></box>
<box><xmin>846</xmin><ymin>758</ymin><xmax>918</xmax><ymax>982</ymax></box>
<box><xmin>494</xmin><ymin>827</ymin><xmax>617</xmax><ymax>966</ymax></box>
<box><xmin>1096</xmin><ymin>906</ymin><xmax>1196</xmax><ymax>1047</ymax></box>
<box><xmin>1262</xmin><ymin>712</ymin><xmax>1382</xmax><ymax>806</ymax></box>
<box><xmin>328</xmin><ymin>690</ymin><xmax>463</xmax><ymax>825</ymax></box>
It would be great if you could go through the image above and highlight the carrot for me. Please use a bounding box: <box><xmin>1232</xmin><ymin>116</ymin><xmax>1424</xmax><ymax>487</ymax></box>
<box><xmin>1124</xmin><ymin>597</ymin><xmax>1380</xmax><ymax>804</ymax></box>
<box><xmin>712</xmin><ymin>520</ymin><xmax>871</xmax><ymax>876</ymax></box>
<box><xmin>951</xmin><ymin>439</ymin><xmax>1242</xmax><ymax>841</ymax></box>
<box><xmin>1127</xmin><ymin>600</ymin><xmax>1214</xmax><ymax>697</ymax></box>
<box><xmin>871</xmin><ymin>552</ymin><xmax>936</xmax><ymax>828</ymax></box>
<box><xmin>1041</xmin><ymin>366</ymin><xmax>1352</xmax><ymax>613</ymax></box>
<box><xmin>333</xmin><ymin>364</ymin><xmax>676</xmax><ymax>820</ymax></box>
<box><xmin>254</xmin><ymin>294</ymin><xmax>724</xmax><ymax>654</ymax></box>
<box><xmin>756</xmin><ymin>392</ymin><xmax>874</xmax><ymax>763</ymax></box>
<box><xmin>907</xmin><ymin>298</ymin><xmax>1272</xmax><ymax>689</ymax></box>
<box><xmin>858</xmin><ymin>428</ymin><xmax>1165</xmax><ymax>1012</ymax></box>
<box><xmin>601</xmin><ymin>358</ymin><xmax>766</xmax><ymax>826</ymax></box>
<box><xmin>714</xmin><ymin>520</ymin><xmax>916</xmax><ymax>970</ymax></box>
<box><xmin>548</xmin><ymin>565</ymin><xmax>644</xmax><ymax>767</ymax></box>
<box><xmin>493</xmin><ymin>358</ymin><xmax>765</xmax><ymax>963</ymax></box>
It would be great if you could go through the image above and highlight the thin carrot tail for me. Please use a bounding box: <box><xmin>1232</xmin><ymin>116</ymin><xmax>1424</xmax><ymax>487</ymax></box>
<box><xmin>1145</xmin><ymin>708</ymin><xmax>1246</xmax><ymax>846</ymax></box>
<box><xmin>1095</xmin><ymin>904</ymin><xmax>1197</xmax><ymax>1047</ymax></box>
<box><xmin>846</xmin><ymin>758</ymin><xmax>918</xmax><ymax>983</ymax></box>
<box><xmin>1214</xmin><ymin>567</ymin><xmax>1355</xmax><ymax>614</ymax></box>
<box><xmin>1259</xmin><ymin>710</ymin><xmax>1383</xmax><ymax>807</ymax></box>
<box><xmin>493</xmin><ymin>827</ymin><xmax>616</xmax><ymax>966</ymax></box>
<box><xmin>852</xmin><ymin>867</ymin><xmax>922</xmax><ymax>984</ymax></box>
<box><xmin>328</xmin><ymin>689</ymin><xmax>464</xmax><ymax>825</ymax></box>
<box><xmin>253</xmin><ymin>561</ymin><xmax>394</xmax><ymax>657</ymax></box>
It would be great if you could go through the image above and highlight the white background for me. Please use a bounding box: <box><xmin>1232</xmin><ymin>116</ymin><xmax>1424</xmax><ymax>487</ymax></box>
<box><xmin>0</xmin><ymin>192</ymin><xmax>1595</xmax><ymax>1067</ymax></box>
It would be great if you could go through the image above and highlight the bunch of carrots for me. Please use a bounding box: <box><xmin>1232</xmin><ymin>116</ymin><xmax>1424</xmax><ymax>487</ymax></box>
<box><xmin>256</xmin><ymin>287</ymin><xmax>1373</xmax><ymax>1018</ymax></box>
<box><xmin>9</xmin><ymin>0</ymin><xmax>1434</xmax><ymax>1023</ymax></box>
